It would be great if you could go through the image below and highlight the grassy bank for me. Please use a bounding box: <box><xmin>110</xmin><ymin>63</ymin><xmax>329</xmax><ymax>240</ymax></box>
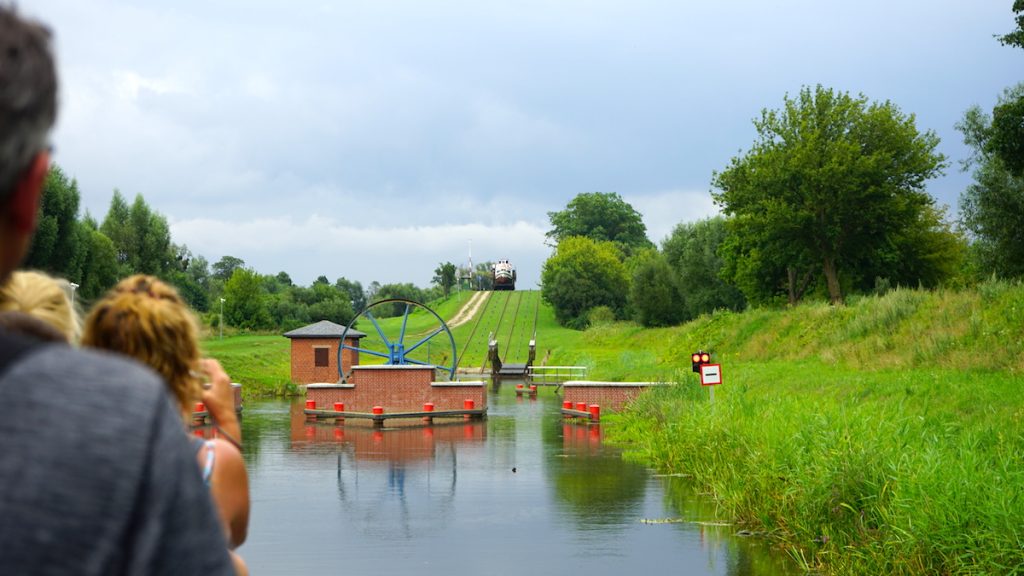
<box><xmin>611</xmin><ymin>363</ymin><xmax>1024</xmax><ymax>573</ymax></box>
<box><xmin>590</xmin><ymin>281</ymin><xmax>1024</xmax><ymax>574</ymax></box>
<box><xmin>546</xmin><ymin>281</ymin><xmax>1024</xmax><ymax>379</ymax></box>
<box><xmin>200</xmin><ymin>334</ymin><xmax>293</xmax><ymax>398</ymax></box>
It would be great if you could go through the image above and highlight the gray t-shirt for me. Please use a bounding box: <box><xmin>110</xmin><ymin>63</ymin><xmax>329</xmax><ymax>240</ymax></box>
<box><xmin>0</xmin><ymin>342</ymin><xmax>234</xmax><ymax>575</ymax></box>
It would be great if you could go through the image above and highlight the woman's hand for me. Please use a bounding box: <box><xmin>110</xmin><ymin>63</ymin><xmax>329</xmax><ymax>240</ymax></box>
<box><xmin>198</xmin><ymin>358</ymin><xmax>242</xmax><ymax>445</ymax></box>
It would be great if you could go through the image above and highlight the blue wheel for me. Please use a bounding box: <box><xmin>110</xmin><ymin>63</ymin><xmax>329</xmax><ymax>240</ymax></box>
<box><xmin>337</xmin><ymin>298</ymin><xmax>458</xmax><ymax>381</ymax></box>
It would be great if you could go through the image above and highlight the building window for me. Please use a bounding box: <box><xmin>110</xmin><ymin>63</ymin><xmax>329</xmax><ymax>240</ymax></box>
<box><xmin>314</xmin><ymin>347</ymin><xmax>329</xmax><ymax>367</ymax></box>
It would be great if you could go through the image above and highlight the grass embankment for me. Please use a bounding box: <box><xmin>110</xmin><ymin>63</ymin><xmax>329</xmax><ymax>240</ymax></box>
<box><xmin>586</xmin><ymin>282</ymin><xmax>1024</xmax><ymax>574</ymax></box>
<box><xmin>201</xmin><ymin>334</ymin><xmax>294</xmax><ymax>398</ymax></box>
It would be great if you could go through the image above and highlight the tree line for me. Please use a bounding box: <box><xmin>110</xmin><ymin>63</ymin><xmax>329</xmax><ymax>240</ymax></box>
<box><xmin>541</xmin><ymin>6</ymin><xmax>1024</xmax><ymax>329</ymax></box>
<box><xmin>24</xmin><ymin>166</ymin><xmax>460</xmax><ymax>332</ymax></box>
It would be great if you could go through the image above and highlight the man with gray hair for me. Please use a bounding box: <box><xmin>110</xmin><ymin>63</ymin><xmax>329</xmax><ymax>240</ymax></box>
<box><xmin>0</xmin><ymin>7</ymin><xmax>235</xmax><ymax>574</ymax></box>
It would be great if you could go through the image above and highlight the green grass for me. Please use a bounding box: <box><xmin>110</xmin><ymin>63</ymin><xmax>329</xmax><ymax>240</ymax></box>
<box><xmin>542</xmin><ymin>282</ymin><xmax>1024</xmax><ymax>378</ymax></box>
<box><xmin>451</xmin><ymin>291</ymin><xmax>500</xmax><ymax>370</ymax></box>
<box><xmin>200</xmin><ymin>334</ymin><xmax>294</xmax><ymax>398</ymax></box>
<box><xmin>609</xmin><ymin>363</ymin><xmax>1024</xmax><ymax>574</ymax></box>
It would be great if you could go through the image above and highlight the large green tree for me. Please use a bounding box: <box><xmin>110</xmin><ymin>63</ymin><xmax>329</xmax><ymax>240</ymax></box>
<box><xmin>474</xmin><ymin>262</ymin><xmax>494</xmax><ymax>290</ymax></box>
<box><xmin>374</xmin><ymin>282</ymin><xmax>428</xmax><ymax>317</ymax></box>
<box><xmin>712</xmin><ymin>85</ymin><xmax>947</xmax><ymax>304</ymax></box>
<box><xmin>25</xmin><ymin>165</ymin><xmax>88</xmax><ymax>279</ymax></box>
<box><xmin>164</xmin><ymin>245</ymin><xmax>210</xmax><ymax>312</ymax></box>
<box><xmin>989</xmin><ymin>94</ymin><xmax>1024</xmax><ymax>178</ymax></box>
<box><xmin>222</xmin><ymin>267</ymin><xmax>273</xmax><ymax>330</ymax></box>
<box><xmin>662</xmin><ymin>217</ymin><xmax>746</xmax><ymax>318</ymax></box>
<box><xmin>21</xmin><ymin>166</ymin><xmax>122</xmax><ymax>302</ymax></box>
<box><xmin>433</xmin><ymin>262</ymin><xmax>457</xmax><ymax>298</ymax></box>
<box><xmin>957</xmin><ymin>85</ymin><xmax>1024</xmax><ymax>278</ymax></box>
<box><xmin>306</xmin><ymin>281</ymin><xmax>354</xmax><ymax>325</ymax></box>
<box><xmin>998</xmin><ymin>0</ymin><xmax>1024</xmax><ymax>49</ymax></box>
<box><xmin>546</xmin><ymin>192</ymin><xmax>653</xmax><ymax>253</ymax></box>
<box><xmin>212</xmin><ymin>255</ymin><xmax>246</xmax><ymax>281</ymax></box>
<box><xmin>100</xmin><ymin>191</ymin><xmax>174</xmax><ymax>278</ymax></box>
<box><xmin>77</xmin><ymin>215</ymin><xmax>119</xmax><ymax>302</ymax></box>
<box><xmin>334</xmin><ymin>277</ymin><xmax>366</xmax><ymax>313</ymax></box>
<box><xmin>541</xmin><ymin>236</ymin><xmax>629</xmax><ymax>329</ymax></box>
<box><xmin>628</xmin><ymin>252</ymin><xmax>684</xmax><ymax>327</ymax></box>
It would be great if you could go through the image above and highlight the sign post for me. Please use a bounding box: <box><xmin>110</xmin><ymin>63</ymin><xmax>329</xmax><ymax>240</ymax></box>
<box><xmin>699</xmin><ymin>363</ymin><xmax>723</xmax><ymax>404</ymax></box>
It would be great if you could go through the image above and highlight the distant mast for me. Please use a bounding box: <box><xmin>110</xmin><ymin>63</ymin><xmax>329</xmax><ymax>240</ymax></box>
<box><xmin>468</xmin><ymin>239</ymin><xmax>473</xmax><ymax>290</ymax></box>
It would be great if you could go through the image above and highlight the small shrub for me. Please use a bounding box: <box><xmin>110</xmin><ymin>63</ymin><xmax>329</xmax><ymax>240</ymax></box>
<box><xmin>587</xmin><ymin>306</ymin><xmax>616</xmax><ymax>326</ymax></box>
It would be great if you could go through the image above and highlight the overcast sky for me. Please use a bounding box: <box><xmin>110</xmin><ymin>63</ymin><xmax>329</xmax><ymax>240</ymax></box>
<box><xmin>24</xmin><ymin>1</ymin><xmax>1023</xmax><ymax>289</ymax></box>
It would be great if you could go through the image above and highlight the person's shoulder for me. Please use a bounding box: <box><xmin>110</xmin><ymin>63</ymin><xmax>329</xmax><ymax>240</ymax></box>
<box><xmin>10</xmin><ymin>344</ymin><xmax>166</xmax><ymax>400</ymax></box>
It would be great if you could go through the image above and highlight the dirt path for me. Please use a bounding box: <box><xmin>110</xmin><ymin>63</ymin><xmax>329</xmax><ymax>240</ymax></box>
<box><xmin>447</xmin><ymin>290</ymin><xmax>489</xmax><ymax>328</ymax></box>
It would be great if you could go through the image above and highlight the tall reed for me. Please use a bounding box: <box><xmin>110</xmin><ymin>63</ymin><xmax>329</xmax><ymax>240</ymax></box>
<box><xmin>610</xmin><ymin>362</ymin><xmax>1024</xmax><ymax>574</ymax></box>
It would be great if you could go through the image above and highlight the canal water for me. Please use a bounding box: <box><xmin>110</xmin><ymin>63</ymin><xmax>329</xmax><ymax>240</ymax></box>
<box><xmin>238</xmin><ymin>387</ymin><xmax>797</xmax><ymax>575</ymax></box>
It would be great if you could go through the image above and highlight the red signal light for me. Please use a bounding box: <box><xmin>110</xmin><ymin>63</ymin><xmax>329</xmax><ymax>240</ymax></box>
<box><xmin>692</xmin><ymin>350</ymin><xmax>711</xmax><ymax>374</ymax></box>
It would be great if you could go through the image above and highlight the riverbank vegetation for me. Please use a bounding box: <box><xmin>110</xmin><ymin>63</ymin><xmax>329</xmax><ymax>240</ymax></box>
<box><xmin>583</xmin><ymin>281</ymin><xmax>1024</xmax><ymax>574</ymax></box>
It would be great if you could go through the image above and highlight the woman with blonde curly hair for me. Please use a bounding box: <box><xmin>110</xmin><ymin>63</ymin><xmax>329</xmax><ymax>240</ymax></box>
<box><xmin>0</xmin><ymin>270</ymin><xmax>80</xmax><ymax>343</ymax></box>
<box><xmin>82</xmin><ymin>275</ymin><xmax>249</xmax><ymax>575</ymax></box>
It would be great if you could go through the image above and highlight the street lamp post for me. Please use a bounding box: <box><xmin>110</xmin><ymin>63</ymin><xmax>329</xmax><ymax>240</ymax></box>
<box><xmin>219</xmin><ymin>298</ymin><xmax>225</xmax><ymax>340</ymax></box>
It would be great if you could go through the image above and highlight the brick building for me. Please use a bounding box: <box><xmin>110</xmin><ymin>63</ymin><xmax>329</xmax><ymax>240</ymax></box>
<box><xmin>284</xmin><ymin>320</ymin><xmax>366</xmax><ymax>384</ymax></box>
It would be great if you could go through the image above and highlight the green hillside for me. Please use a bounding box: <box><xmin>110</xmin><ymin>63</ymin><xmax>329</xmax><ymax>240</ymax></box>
<box><xmin>546</xmin><ymin>281</ymin><xmax>1024</xmax><ymax>380</ymax></box>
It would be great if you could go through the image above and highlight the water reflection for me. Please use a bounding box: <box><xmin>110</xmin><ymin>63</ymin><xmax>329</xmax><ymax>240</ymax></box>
<box><xmin>239</xmin><ymin>394</ymin><xmax>797</xmax><ymax>575</ymax></box>
<box><xmin>548</xmin><ymin>422</ymin><xmax>648</xmax><ymax>529</ymax></box>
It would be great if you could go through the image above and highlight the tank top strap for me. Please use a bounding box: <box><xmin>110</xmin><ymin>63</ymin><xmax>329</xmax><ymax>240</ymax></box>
<box><xmin>191</xmin><ymin>436</ymin><xmax>216</xmax><ymax>486</ymax></box>
<box><xmin>200</xmin><ymin>440</ymin><xmax>216</xmax><ymax>485</ymax></box>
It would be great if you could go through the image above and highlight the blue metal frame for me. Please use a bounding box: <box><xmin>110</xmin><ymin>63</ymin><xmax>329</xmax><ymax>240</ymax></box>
<box><xmin>337</xmin><ymin>298</ymin><xmax>458</xmax><ymax>380</ymax></box>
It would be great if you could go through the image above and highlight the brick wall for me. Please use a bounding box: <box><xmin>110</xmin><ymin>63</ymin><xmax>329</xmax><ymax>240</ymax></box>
<box><xmin>561</xmin><ymin>381</ymin><xmax>667</xmax><ymax>412</ymax></box>
<box><xmin>289</xmin><ymin>337</ymin><xmax>360</xmax><ymax>384</ymax></box>
<box><xmin>306</xmin><ymin>365</ymin><xmax>486</xmax><ymax>413</ymax></box>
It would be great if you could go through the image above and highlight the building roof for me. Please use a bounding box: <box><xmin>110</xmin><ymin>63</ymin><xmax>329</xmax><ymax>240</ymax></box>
<box><xmin>283</xmin><ymin>320</ymin><xmax>367</xmax><ymax>339</ymax></box>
